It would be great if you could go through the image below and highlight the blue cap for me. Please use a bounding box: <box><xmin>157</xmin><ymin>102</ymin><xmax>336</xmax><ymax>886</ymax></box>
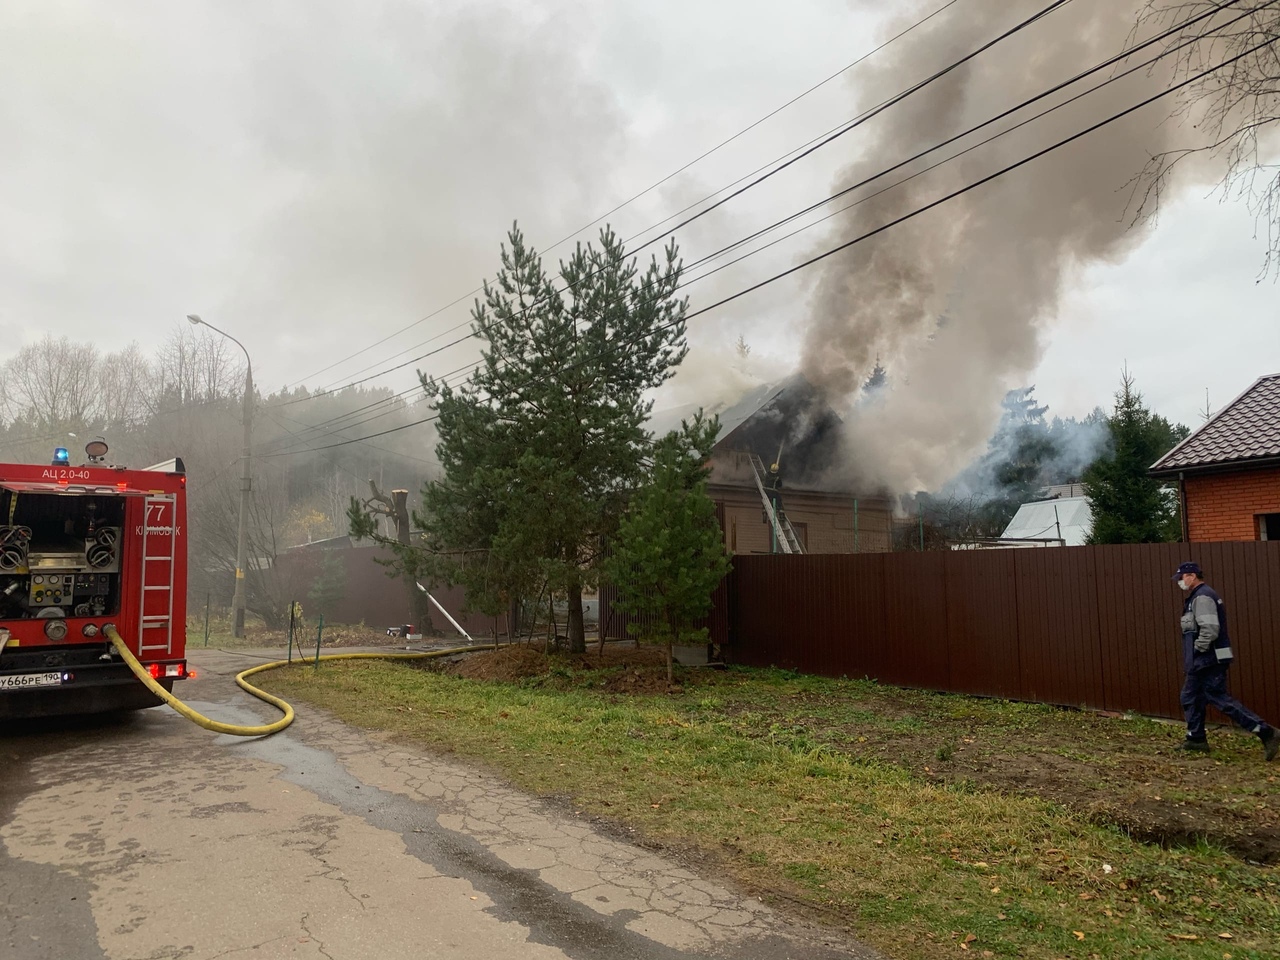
<box><xmin>1172</xmin><ymin>561</ymin><xmax>1202</xmax><ymax>581</ymax></box>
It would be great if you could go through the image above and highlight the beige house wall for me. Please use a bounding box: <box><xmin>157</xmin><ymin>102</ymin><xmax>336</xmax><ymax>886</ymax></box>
<box><xmin>711</xmin><ymin>486</ymin><xmax>892</xmax><ymax>556</ymax></box>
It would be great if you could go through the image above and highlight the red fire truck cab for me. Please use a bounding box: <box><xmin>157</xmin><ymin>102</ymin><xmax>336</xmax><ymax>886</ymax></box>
<box><xmin>0</xmin><ymin>448</ymin><xmax>188</xmax><ymax>718</ymax></box>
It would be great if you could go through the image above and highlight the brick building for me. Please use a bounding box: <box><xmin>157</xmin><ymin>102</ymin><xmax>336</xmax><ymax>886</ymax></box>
<box><xmin>1150</xmin><ymin>374</ymin><xmax>1280</xmax><ymax>542</ymax></box>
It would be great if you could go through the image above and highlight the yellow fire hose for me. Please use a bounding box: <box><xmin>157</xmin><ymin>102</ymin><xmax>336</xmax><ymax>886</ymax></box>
<box><xmin>105</xmin><ymin>625</ymin><xmax>494</xmax><ymax>738</ymax></box>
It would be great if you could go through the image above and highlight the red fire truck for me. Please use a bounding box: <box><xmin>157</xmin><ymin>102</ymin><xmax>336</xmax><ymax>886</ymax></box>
<box><xmin>0</xmin><ymin>442</ymin><xmax>189</xmax><ymax>718</ymax></box>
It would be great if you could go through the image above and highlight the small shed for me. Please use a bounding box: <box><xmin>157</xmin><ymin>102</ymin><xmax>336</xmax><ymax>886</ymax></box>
<box><xmin>999</xmin><ymin>495</ymin><xmax>1093</xmax><ymax>546</ymax></box>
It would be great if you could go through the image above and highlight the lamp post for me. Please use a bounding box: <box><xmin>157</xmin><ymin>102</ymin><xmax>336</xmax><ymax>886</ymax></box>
<box><xmin>187</xmin><ymin>314</ymin><xmax>253</xmax><ymax>639</ymax></box>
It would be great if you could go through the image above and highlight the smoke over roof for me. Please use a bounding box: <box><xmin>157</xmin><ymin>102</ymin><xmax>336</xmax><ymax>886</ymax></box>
<box><xmin>797</xmin><ymin>0</ymin><xmax>1212</xmax><ymax>493</ymax></box>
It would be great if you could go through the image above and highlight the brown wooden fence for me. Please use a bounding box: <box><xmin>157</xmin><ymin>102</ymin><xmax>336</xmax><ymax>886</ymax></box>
<box><xmin>605</xmin><ymin>542</ymin><xmax>1280</xmax><ymax>723</ymax></box>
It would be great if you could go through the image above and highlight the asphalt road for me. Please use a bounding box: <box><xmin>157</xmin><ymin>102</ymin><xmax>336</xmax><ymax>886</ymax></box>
<box><xmin>1</xmin><ymin>647</ymin><xmax>880</xmax><ymax>960</ymax></box>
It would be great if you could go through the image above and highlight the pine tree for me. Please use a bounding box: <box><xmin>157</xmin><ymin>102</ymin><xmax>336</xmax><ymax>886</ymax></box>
<box><xmin>353</xmin><ymin>223</ymin><xmax>689</xmax><ymax>653</ymax></box>
<box><xmin>603</xmin><ymin>415</ymin><xmax>730</xmax><ymax>683</ymax></box>
<box><xmin>1084</xmin><ymin>369</ymin><xmax>1189</xmax><ymax>544</ymax></box>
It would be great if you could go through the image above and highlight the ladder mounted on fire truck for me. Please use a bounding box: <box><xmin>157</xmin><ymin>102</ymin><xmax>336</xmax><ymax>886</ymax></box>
<box><xmin>138</xmin><ymin>493</ymin><xmax>178</xmax><ymax>657</ymax></box>
<box><xmin>747</xmin><ymin>453</ymin><xmax>804</xmax><ymax>555</ymax></box>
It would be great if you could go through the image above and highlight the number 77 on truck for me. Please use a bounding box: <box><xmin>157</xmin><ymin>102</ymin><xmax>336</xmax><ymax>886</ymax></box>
<box><xmin>0</xmin><ymin>440</ymin><xmax>190</xmax><ymax>718</ymax></box>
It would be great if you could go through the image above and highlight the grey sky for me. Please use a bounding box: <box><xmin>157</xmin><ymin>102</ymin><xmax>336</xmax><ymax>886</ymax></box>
<box><xmin>2</xmin><ymin>0</ymin><xmax>1275</xmax><ymax>473</ymax></box>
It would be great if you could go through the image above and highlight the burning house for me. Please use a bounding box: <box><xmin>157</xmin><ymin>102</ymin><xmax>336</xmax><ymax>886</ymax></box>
<box><xmin>654</xmin><ymin>374</ymin><xmax>892</xmax><ymax>555</ymax></box>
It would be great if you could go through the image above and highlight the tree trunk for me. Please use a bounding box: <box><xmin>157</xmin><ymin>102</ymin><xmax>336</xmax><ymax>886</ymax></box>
<box><xmin>665</xmin><ymin>610</ymin><xmax>677</xmax><ymax>686</ymax></box>
<box><xmin>367</xmin><ymin>480</ymin><xmax>424</xmax><ymax>634</ymax></box>
<box><xmin>567</xmin><ymin>581</ymin><xmax>586</xmax><ymax>654</ymax></box>
<box><xmin>407</xmin><ymin>574</ymin><xmax>432</xmax><ymax>635</ymax></box>
<box><xmin>546</xmin><ymin>595</ymin><xmax>556</xmax><ymax>653</ymax></box>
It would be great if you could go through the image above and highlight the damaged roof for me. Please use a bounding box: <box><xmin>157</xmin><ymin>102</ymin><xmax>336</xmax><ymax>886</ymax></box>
<box><xmin>1150</xmin><ymin>373</ymin><xmax>1280</xmax><ymax>476</ymax></box>
<box><xmin>713</xmin><ymin>374</ymin><xmax>816</xmax><ymax>449</ymax></box>
<box><xmin>647</xmin><ymin>375</ymin><xmax>804</xmax><ymax>447</ymax></box>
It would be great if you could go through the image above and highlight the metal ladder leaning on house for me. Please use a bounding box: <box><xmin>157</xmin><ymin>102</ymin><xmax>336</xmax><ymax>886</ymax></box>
<box><xmin>138</xmin><ymin>493</ymin><xmax>178</xmax><ymax>657</ymax></box>
<box><xmin>747</xmin><ymin>453</ymin><xmax>804</xmax><ymax>555</ymax></box>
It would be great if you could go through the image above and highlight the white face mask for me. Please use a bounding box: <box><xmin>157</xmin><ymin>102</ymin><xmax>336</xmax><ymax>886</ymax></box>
<box><xmin>1178</xmin><ymin>579</ymin><xmax>1191</xmax><ymax>592</ymax></box>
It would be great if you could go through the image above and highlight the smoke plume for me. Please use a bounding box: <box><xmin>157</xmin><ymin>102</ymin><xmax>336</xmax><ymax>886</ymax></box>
<box><xmin>801</xmin><ymin>0</ymin><xmax>1215</xmax><ymax>493</ymax></box>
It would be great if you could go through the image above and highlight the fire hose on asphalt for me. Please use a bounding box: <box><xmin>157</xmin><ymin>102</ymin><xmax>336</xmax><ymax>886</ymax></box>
<box><xmin>105</xmin><ymin>624</ymin><xmax>495</xmax><ymax>738</ymax></box>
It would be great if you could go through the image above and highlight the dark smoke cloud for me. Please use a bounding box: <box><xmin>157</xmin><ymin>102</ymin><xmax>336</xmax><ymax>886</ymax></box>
<box><xmin>801</xmin><ymin>0</ymin><xmax>1216</xmax><ymax>492</ymax></box>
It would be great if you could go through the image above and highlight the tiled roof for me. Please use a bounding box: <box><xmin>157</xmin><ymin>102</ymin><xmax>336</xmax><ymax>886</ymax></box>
<box><xmin>1151</xmin><ymin>374</ymin><xmax>1280</xmax><ymax>474</ymax></box>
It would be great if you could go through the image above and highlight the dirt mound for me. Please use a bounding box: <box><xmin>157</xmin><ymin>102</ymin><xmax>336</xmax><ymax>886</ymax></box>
<box><xmin>445</xmin><ymin>642</ymin><xmax>695</xmax><ymax>694</ymax></box>
<box><xmin>450</xmin><ymin>645</ymin><xmax>552</xmax><ymax>681</ymax></box>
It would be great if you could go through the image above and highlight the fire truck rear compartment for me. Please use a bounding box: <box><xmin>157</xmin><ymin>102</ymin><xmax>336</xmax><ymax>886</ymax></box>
<box><xmin>0</xmin><ymin>491</ymin><xmax>125</xmax><ymax>622</ymax></box>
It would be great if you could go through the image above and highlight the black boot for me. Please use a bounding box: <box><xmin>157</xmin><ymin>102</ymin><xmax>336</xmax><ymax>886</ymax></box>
<box><xmin>1176</xmin><ymin>737</ymin><xmax>1210</xmax><ymax>754</ymax></box>
<box><xmin>1261</xmin><ymin>727</ymin><xmax>1279</xmax><ymax>762</ymax></box>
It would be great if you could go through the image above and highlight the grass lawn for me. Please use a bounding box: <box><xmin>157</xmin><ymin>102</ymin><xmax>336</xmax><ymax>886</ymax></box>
<box><xmin>259</xmin><ymin>647</ymin><xmax>1279</xmax><ymax>960</ymax></box>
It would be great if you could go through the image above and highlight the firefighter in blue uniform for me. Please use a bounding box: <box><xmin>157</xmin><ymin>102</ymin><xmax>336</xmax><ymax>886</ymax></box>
<box><xmin>1172</xmin><ymin>561</ymin><xmax>1278</xmax><ymax>759</ymax></box>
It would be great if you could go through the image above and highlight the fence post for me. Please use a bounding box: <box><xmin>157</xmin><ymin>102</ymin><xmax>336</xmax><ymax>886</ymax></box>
<box><xmin>314</xmin><ymin>613</ymin><xmax>324</xmax><ymax>669</ymax></box>
<box><xmin>203</xmin><ymin>592</ymin><xmax>210</xmax><ymax>647</ymax></box>
<box><xmin>287</xmin><ymin>601</ymin><xmax>296</xmax><ymax>664</ymax></box>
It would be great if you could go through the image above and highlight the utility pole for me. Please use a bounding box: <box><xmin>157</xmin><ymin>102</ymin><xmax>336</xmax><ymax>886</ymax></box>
<box><xmin>187</xmin><ymin>314</ymin><xmax>254</xmax><ymax>638</ymax></box>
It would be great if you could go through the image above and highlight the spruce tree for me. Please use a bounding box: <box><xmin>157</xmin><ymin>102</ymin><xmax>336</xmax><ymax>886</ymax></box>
<box><xmin>1084</xmin><ymin>369</ymin><xmax>1188</xmax><ymax>544</ymax></box>
<box><xmin>603</xmin><ymin>415</ymin><xmax>730</xmax><ymax>683</ymax></box>
<box><xmin>353</xmin><ymin>223</ymin><xmax>688</xmax><ymax>653</ymax></box>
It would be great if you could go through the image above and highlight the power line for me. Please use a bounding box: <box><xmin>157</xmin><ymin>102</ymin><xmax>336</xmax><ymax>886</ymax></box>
<box><xmin>277</xmin><ymin>0</ymin><xmax>1067</xmax><ymax>407</ymax></box>
<box><xmin>281</xmin><ymin>0</ymin><xmax>969</xmax><ymax>393</ymax></box>
<box><xmin>615</xmin><ymin>0</ymin><xmax>1076</xmax><ymax>259</ymax></box>
<box><xmin>263</xmin><ymin>407</ymin><xmax>439</xmax><ymax>468</ymax></box>
<box><xmin>679</xmin><ymin>0</ymin><xmax>1261</xmax><ymax>277</ymax></box>
<box><xmin>263</xmin><ymin>382</ymin><xmax>428</xmax><ymax>446</ymax></box>
<box><xmin>535</xmin><ymin>0</ymin><xmax>968</xmax><ymax>258</ymax></box>
<box><xmin>267</xmin><ymin>0</ymin><xmax>1242</xmax><ymax>450</ymax></box>
<box><xmin>259</xmin><ymin>31</ymin><xmax>1276</xmax><ymax>460</ymax></box>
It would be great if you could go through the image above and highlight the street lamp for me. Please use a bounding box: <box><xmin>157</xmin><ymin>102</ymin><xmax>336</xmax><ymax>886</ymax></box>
<box><xmin>187</xmin><ymin>313</ymin><xmax>254</xmax><ymax>639</ymax></box>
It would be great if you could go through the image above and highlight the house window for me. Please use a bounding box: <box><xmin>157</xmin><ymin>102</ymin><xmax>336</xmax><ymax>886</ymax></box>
<box><xmin>1260</xmin><ymin>514</ymin><xmax>1280</xmax><ymax>541</ymax></box>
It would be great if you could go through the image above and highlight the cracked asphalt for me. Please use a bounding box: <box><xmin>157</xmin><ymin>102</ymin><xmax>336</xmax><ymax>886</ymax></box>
<box><xmin>1</xmin><ymin>648</ymin><xmax>881</xmax><ymax>960</ymax></box>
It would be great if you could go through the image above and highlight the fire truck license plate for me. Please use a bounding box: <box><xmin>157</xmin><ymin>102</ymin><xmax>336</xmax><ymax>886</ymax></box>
<box><xmin>0</xmin><ymin>672</ymin><xmax>63</xmax><ymax>690</ymax></box>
